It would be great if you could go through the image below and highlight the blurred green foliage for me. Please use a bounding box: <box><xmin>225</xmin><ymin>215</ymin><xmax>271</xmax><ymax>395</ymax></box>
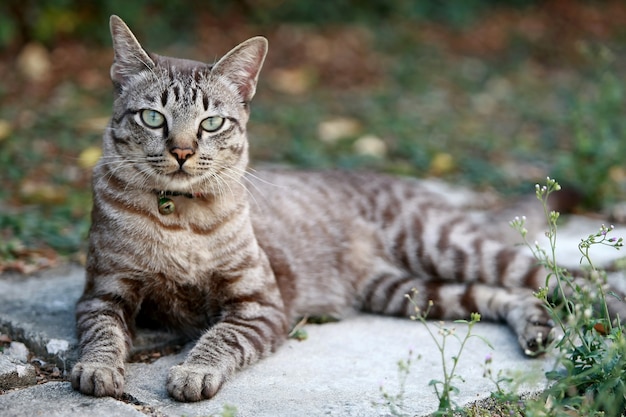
<box><xmin>1</xmin><ymin>0</ymin><xmax>625</xmax><ymax>264</ymax></box>
<box><xmin>1</xmin><ymin>0</ymin><xmax>201</xmax><ymax>47</ymax></box>
<box><xmin>0</xmin><ymin>0</ymin><xmax>541</xmax><ymax>49</ymax></box>
<box><xmin>553</xmin><ymin>65</ymin><xmax>626</xmax><ymax>210</ymax></box>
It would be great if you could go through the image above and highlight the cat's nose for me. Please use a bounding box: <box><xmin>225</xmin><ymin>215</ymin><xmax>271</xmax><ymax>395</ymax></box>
<box><xmin>170</xmin><ymin>147</ymin><xmax>195</xmax><ymax>167</ymax></box>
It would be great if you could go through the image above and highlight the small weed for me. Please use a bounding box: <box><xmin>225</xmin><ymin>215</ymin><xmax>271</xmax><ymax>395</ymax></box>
<box><xmin>378</xmin><ymin>297</ymin><xmax>491</xmax><ymax>417</ymax></box>
<box><xmin>508</xmin><ymin>178</ymin><xmax>626</xmax><ymax>417</ymax></box>
<box><xmin>481</xmin><ymin>354</ymin><xmax>529</xmax><ymax>417</ymax></box>
<box><xmin>377</xmin><ymin>348</ymin><xmax>421</xmax><ymax>417</ymax></box>
<box><xmin>419</xmin><ymin>312</ymin><xmax>492</xmax><ymax>416</ymax></box>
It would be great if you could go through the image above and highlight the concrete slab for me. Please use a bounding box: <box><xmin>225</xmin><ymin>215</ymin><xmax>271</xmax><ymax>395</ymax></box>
<box><xmin>0</xmin><ymin>214</ymin><xmax>624</xmax><ymax>416</ymax></box>
<box><xmin>0</xmin><ymin>382</ymin><xmax>147</xmax><ymax>417</ymax></box>
<box><xmin>124</xmin><ymin>316</ymin><xmax>547</xmax><ymax>417</ymax></box>
<box><xmin>0</xmin><ymin>266</ymin><xmax>549</xmax><ymax>417</ymax></box>
<box><xmin>0</xmin><ymin>355</ymin><xmax>36</xmax><ymax>390</ymax></box>
<box><xmin>0</xmin><ymin>265</ymin><xmax>81</xmax><ymax>366</ymax></box>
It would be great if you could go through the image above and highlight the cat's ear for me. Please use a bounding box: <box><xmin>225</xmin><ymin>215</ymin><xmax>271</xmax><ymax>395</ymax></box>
<box><xmin>211</xmin><ymin>37</ymin><xmax>268</xmax><ymax>103</ymax></box>
<box><xmin>109</xmin><ymin>15</ymin><xmax>155</xmax><ymax>87</ymax></box>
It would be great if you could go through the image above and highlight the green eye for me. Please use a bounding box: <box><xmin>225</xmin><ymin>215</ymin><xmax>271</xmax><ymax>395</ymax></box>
<box><xmin>140</xmin><ymin>109</ymin><xmax>165</xmax><ymax>128</ymax></box>
<box><xmin>201</xmin><ymin>116</ymin><xmax>225</xmax><ymax>132</ymax></box>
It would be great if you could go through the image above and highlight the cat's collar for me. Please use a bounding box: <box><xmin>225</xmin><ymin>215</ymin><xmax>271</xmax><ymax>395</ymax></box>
<box><xmin>155</xmin><ymin>190</ymin><xmax>197</xmax><ymax>199</ymax></box>
<box><xmin>154</xmin><ymin>190</ymin><xmax>204</xmax><ymax>215</ymax></box>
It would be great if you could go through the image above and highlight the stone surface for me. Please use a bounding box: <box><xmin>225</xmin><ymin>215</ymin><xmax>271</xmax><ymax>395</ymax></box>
<box><xmin>0</xmin><ymin>265</ymin><xmax>81</xmax><ymax>367</ymax></box>
<box><xmin>123</xmin><ymin>317</ymin><xmax>546</xmax><ymax>417</ymax></box>
<box><xmin>5</xmin><ymin>342</ymin><xmax>29</xmax><ymax>363</ymax></box>
<box><xmin>0</xmin><ymin>382</ymin><xmax>147</xmax><ymax>417</ymax></box>
<box><xmin>0</xmin><ymin>355</ymin><xmax>36</xmax><ymax>390</ymax></box>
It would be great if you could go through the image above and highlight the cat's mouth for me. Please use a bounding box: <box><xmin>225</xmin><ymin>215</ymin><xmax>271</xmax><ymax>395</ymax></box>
<box><xmin>167</xmin><ymin>168</ymin><xmax>193</xmax><ymax>178</ymax></box>
<box><xmin>155</xmin><ymin>167</ymin><xmax>204</xmax><ymax>194</ymax></box>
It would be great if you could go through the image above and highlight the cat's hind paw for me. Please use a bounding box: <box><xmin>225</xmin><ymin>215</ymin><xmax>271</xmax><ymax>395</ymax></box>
<box><xmin>506</xmin><ymin>301</ymin><xmax>554</xmax><ymax>355</ymax></box>
<box><xmin>167</xmin><ymin>364</ymin><xmax>226</xmax><ymax>402</ymax></box>
<box><xmin>71</xmin><ymin>362</ymin><xmax>125</xmax><ymax>398</ymax></box>
<box><xmin>518</xmin><ymin>315</ymin><xmax>554</xmax><ymax>355</ymax></box>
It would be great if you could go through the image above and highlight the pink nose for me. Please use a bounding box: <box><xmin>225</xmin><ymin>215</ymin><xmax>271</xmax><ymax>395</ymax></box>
<box><xmin>170</xmin><ymin>147</ymin><xmax>194</xmax><ymax>166</ymax></box>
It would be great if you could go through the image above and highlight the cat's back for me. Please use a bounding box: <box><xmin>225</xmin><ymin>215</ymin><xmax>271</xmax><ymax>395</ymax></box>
<box><xmin>247</xmin><ymin>170</ymin><xmax>419</xmax><ymax>231</ymax></box>
<box><xmin>245</xmin><ymin>169</ymin><xmax>469</xmax><ymax>267</ymax></box>
<box><xmin>246</xmin><ymin>169</ymin><xmax>520</xmax><ymax>262</ymax></box>
<box><xmin>246</xmin><ymin>169</ymin><xmax>497</xmax><ymax>223</ymax></box>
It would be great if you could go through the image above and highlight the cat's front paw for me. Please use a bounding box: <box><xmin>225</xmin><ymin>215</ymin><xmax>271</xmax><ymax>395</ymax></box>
<box><xmin>71</xmin><ymin>362</ymin><xmax>125</xmax><ymax>398</ymax></box>
<box><xmin>167</xmin><ymin>364</ymin><xmax>226</xmax><ymax>402</ymax></box>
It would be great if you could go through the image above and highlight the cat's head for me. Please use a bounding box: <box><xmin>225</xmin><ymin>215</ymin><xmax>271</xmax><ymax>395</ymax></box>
<box><xmin>103</xmin><ymin>15</ymin><xmax>267</xmax><ymax>195</ymax></box>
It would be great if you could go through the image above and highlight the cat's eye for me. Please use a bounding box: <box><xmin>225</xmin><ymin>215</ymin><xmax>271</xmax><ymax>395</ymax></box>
<box><xmin>140</xmin><ymin>109</ymin><xmax>166</xmax><ymax>128</ymax></box>
<box><xmin>201</xmin><ymin>116</ymin><xmax>225</xmax><ymax>132</ymax></box>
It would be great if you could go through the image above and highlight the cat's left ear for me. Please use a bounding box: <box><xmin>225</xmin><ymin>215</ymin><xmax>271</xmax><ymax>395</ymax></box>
<box><xmin>211</xmin><ymin>37</ymin><xmax>268</xmax><ymax>103</ymax></box>
<box><xmin>109</xmin><ymin>15</ymin><xmax>155</xmax><ymax>88</ymax></box>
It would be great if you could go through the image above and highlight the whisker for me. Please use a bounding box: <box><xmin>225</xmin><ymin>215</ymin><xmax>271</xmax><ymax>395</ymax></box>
<box><xmin>216</xmin><ymin>165</ymin><xmax>262</xmax><ymax>209</ymax></box>
<box><xmin>242</xmin><ymin>167</ymin><xmax>285</xmax><ymax>189</ymax></box>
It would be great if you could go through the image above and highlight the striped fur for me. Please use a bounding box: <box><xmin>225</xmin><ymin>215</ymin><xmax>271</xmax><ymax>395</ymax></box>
<box><xmin>72</xmin><ymin>16</ymin><xmax>624</xmax><ymax>402</ymax></box>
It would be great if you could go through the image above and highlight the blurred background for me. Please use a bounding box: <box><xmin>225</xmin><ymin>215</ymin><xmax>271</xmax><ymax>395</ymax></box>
<box><xmin>0</xmin><ymin>0</ymin><xmax>625</xmax><ymax>273</ymax></box>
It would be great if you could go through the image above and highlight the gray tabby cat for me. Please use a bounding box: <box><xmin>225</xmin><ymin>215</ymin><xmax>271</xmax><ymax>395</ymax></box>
<box><xmin>71</xmin><ymin>15</ymin><xmax>621</xmax><ymax>402</ymax></box>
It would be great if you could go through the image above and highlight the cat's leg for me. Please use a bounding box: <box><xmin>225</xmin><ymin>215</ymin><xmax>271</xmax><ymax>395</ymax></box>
<box><xmin>359</xmin><ymin>273</ymin><xmax>553</xmax><ymax>354</ymax></box>
<box><xmin>413</xmin><ymin>281</ymin><xmax>553</xmax><ymax>354</ymax></box>
<box><xmin>71</xmin><ymin>293</ymin><xmax>135</xmax><ymax>397</ymax></box>
<box><xmin>166</xmin><ymin>261</ymin><xmax>288</xmax><ymax>402</ymax></box>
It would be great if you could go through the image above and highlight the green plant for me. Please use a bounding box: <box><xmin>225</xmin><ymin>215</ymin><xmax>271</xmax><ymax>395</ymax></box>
<box><xmin>509</xmin><ymin>177</ymin><xmax>626</xmax><ymax>417</ymax></box>
<box><xmin>378</xmin><ymin>296</ymin><xmax>491</xmax><ymax>417</ymax></box>
<box><xmin>419</xmin><ymin>311</ymin><xmax>491</xmax><ymax>416</ymax></box>
<box><xmin>377</xmin><ymin>348</ymin><xmax>420</xmax><ymax>417</ymax></box>
<box><xmin>481</xmin><ymin>355</ymin><xmax>526</xmax><ymax>417</ymax></box>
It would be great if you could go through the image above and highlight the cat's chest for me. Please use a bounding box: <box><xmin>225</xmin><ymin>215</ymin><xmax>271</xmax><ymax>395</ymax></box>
<box><xmin>118</xmin><ymin>195</ymin><xmax>249</xmax><ymax>282</ymax></box>
<box><xmin>147</xmin><ymin>230</ymin><xmax>215</xmax><ymax>277</ymax></box>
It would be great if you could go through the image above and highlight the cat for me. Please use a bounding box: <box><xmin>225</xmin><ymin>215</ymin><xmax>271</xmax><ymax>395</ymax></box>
<box><xmin>71</xmin><ymin>15</ymin><xmax>624</xmax><ymax>402</ymax></box>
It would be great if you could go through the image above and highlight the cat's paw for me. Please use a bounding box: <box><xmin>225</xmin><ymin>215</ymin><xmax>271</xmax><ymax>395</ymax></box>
<box><xmin>71</xmin><ymin>362</ymin><xmax>125</xmax><ymax>397</ymax></box>
<box><xmin>167</xmin><ymin>364</ymin><xmax>226</xmax><ymax>402</ymax></box>
<box><xmin>507</xmin><ymin>302</ymin><xmax>554</xmax><ymax>355</ymax></box>
<box><xmin>517</xmin><ymin>315</ymin><xmax>554</xmax><ymax>355</ymax></box>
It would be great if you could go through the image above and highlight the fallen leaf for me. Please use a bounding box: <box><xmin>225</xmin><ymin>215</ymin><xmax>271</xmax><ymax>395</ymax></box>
<box><xmin>318</xmin><ymin>117</ymin><xmax>361</xmax><ymax>143</ymax></box>
<box><xmin>19</xmin><ymin>181</ymin><xmax>68</xmax><ymax>205</ymax></box>
<box><xmin>268</xmin><ymin>67</ymin><xmax>315</xmax><ymax>95</ymax></box>
<box><xmin>0</xmin><ymin>120</ymin><xmax>12</xmax><ymax>141</ymax></box>
<box><xmin>77</xmin><ymin>117</ymin><xmax>109</xmax><ymax>133</ymax></box>
<box><xmin>78</xmin><ymin>146</ymin><xmax>102</xmax><ymax>169</ymax></box>
<box><xmin>353</xmin><ymin>135</ymin><xmax>387</xmax><ymax>158</ymax></box>
<box><xmin>429</xmin><ymin>152</ymin><xmax>455</xmax><ymax>176</ymax></box>
<box><xmin>593</xmin><ymin>323</ymin><xmax>608</xmax><ymax>336</ymax></box>
<box><xmin>16</xmin><ymin>43</ymin><xmax>51</xmax><ymax>82</ymax></box>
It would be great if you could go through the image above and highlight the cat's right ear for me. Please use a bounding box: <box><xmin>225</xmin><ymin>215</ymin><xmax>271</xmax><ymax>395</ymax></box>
<box><xmin>109</xmin><ymin>15</ymin><xmax>155</xmax><ymax>87</ymax></box>
<box><xmin>211</xmin><ymin>37</ymin><xmax>268</xmax><ymax>103</ymax></box>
